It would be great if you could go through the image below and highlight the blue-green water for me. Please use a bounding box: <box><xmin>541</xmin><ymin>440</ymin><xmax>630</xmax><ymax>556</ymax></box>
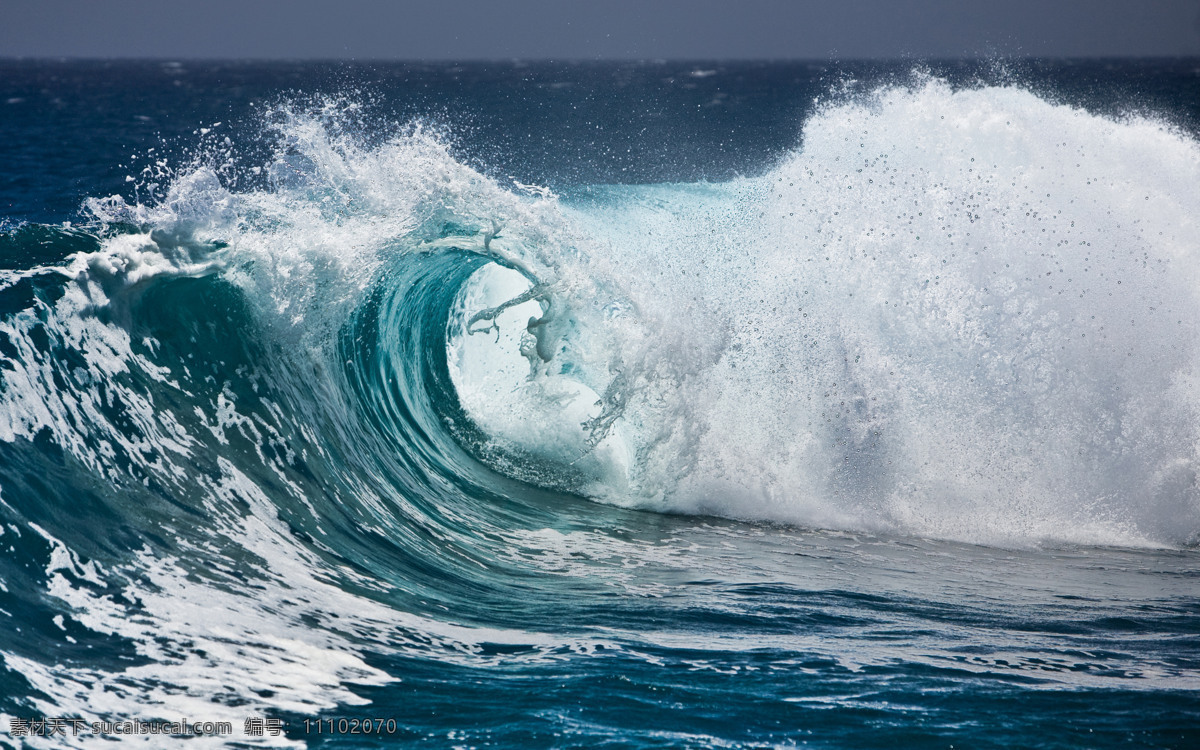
<box><xmin>0</xmin><ymin>61</ymin><xmax>1198</xmax><ymax>748</ymax></box>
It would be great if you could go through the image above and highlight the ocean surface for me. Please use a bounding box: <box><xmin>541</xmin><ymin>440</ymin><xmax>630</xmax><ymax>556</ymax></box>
<box><xmin>1</xmin><ymin>60</ymin><xmax>1199</xmax><ymax>748</ymax></box>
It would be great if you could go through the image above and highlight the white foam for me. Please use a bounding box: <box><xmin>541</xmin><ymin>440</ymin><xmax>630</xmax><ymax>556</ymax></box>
<box><xmin>553</xmin><ymin>79</ymin><xmax>1200</xmax><ymax>547</ymax></box>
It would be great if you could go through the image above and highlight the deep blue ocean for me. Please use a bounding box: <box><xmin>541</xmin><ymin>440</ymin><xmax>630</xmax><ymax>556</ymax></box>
<box><xmin>1</xmin><ymin>60</ymin><xmax>1199</xmax><ymax>748</ymax></box>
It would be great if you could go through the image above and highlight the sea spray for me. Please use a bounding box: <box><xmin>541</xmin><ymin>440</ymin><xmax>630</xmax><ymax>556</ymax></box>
<box><xmin>455</xmin><ymin>78</ymin><xmax>1200</xmax><ymax>546</ymax></box>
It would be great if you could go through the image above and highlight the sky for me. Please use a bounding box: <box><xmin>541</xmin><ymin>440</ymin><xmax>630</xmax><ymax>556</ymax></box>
<box><xmin>2</xmin><ymin>0</ymin><xmax>1199</xmax><ymax>60</ymax></box>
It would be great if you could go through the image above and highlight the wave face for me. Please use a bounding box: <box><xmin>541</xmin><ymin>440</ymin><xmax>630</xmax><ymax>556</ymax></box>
<box><xmin>1</xmin><ymin>63</ymin><xmax>1199</xmax><ymax>747</ymax></box>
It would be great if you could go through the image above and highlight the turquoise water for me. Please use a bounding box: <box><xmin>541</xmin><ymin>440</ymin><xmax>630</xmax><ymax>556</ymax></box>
<box><xmin>0</xmin><ymin>61</ymin><xmax>1198</xmax><ymax>748</ymax></box>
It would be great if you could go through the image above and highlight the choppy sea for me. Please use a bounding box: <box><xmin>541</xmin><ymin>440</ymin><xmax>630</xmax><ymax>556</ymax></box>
<box><xmin>1</xmin><ymin>60</ymin><xmax>1198</xmax><ymax>748</ymax></box>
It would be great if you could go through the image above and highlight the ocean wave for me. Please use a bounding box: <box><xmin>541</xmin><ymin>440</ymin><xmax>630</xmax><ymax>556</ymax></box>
<box><xmin>3</xmin><ymin>79</ymin><xmax>1199</xmax><ymax>561</ymax></box>
<box><xmin>3</xmin><ymin>74</ymin><xmax>1200</xmax><ymax>741</ymax></box>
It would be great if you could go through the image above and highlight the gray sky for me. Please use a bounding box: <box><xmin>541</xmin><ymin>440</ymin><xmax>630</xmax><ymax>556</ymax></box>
<box><xmin>2</xmin><ymin>0</ymin><xmax>1199</xmax><ymax>59</ymax></box>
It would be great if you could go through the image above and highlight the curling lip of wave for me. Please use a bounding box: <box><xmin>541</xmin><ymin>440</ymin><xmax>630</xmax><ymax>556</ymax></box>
<box><xmin>5</xmin><ymin>80</ymin><xmax>1200</xmax><ymax>553</ymax></box>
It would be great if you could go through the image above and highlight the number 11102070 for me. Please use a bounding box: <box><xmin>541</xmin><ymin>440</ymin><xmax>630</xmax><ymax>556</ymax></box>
<box><xmin>303</xmin><ymin>718</ymin><xmax>399</xmax><ymax>735</ymax></box>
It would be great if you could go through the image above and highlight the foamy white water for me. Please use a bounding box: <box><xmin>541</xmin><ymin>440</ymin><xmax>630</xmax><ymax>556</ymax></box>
<box><xmin>451</xmin><ymin>79</ymin><xmax>1200</xmax><ymax>547</ymax></box>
